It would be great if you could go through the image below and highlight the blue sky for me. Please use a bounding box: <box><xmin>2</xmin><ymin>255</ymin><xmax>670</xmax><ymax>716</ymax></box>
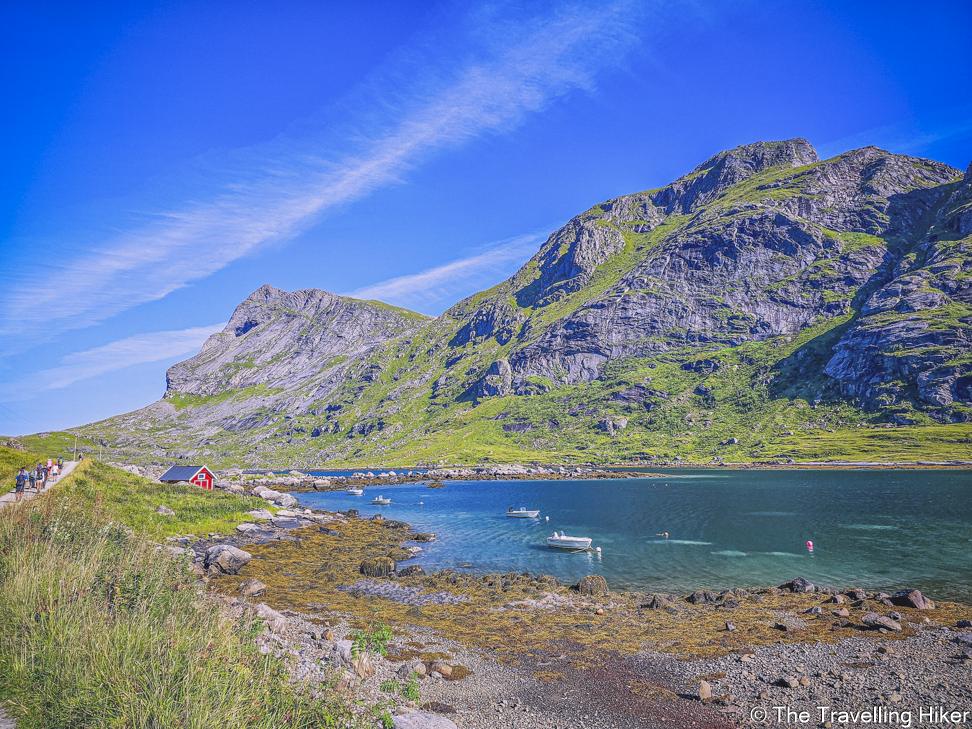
<box><xmin>1</xmin><ymin>0</ymin><xmax>971</xmax><ymax>436</ymax></box>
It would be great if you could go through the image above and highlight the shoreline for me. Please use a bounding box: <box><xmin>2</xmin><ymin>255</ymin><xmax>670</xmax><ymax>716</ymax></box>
<box><xmin>194</xmin><ymin>494</ymin><xmax>972</xmax><ymax>727</ymax></box>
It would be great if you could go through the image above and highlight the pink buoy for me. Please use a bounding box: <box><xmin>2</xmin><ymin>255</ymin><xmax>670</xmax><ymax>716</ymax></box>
<box><xmin>807</xmin><ymin>540</ymin><xmax>814</xmax><ymax>552</ymax></box>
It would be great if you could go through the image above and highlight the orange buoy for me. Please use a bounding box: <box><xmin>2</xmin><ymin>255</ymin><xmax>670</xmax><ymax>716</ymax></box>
<box><xmin>663</xmin><ymin>532</ymin><xmax>669</xmax><ymax>538</ymax></box>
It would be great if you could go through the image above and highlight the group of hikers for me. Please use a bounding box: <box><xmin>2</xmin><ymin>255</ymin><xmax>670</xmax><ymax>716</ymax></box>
<box><xmin>12</xmin><ymin>459</ymin><xmax>64</xmax><ymax>502</ymax></box>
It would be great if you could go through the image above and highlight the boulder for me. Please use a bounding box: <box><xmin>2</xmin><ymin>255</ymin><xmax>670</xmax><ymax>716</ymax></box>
<box><xmin>831</xmin><ymin>594</ymin><xmax>846</xmax><ymax>604</ymax></box>
<box><xmin>861</xmin><ymin>612</ymin><xmax>902</xmax><ymax>631</ymax></box>
<box><xmin>360</xmin><ymin>556</ymin><xmax>396</xmax><ymax>577</ymax></box>
<box><xmin>891</xmin><ymin>589</ymin><xmax>935</xmax><ymax>610</ymax></box>
<box><xmin>844</xmin><ymin>588</ymin><xmax>866</xmax><ymax>601</ymax></box>
<box><xmin>397</xmin><ymin>565</ymin><xmax>426</xmax><ymax>578</ymax></box>
<box><xmin>274</xmin><ymin>493</ymin><xmax>299</xmax><ymax>508</ymax></box>
<box><xmin>392</xmin><ymin>713</ymin><xmax>458</xmax><ymax>729</ymax></box>
<box><xmin>329</xmin><ymin>640</ymin><xmax>375</xmax><ymax>679</ymax></box>
<box><xmin>780</xmin><ymin>577</ymin><xmax>814</xmax><ymax>593</ymax></box>
<box><xmin>431</xmin><ymin>661</ymin><xmax>453</xmax><ymax>678</ymax></box>
<box><xmin>236</xmin><ymin>523</ymin><xmax>261</xmax><ymax>534</ymax></box>
<box><xmin>255</xmin><ymin>603</ymin><xmax>288</xmax><ymax>634</ymax></box>
<box><xmin>204</xmin><ymin>545</ymin><xmax>251</xmax><ymax>575</ymax></box>
<box><xmin>238</xmin><ymin>578</ymin><xmax>267</xmax><ymax>598</ymax></box>
<box><xmin>687</xmin><ymin>590</ymin><xmax>717</xmax><ymax>605</ymax></box>
<box><xmin>957</xmin><ymin>620</ymin><xmax>972</xmax><ymax>628</ymax></box>
<box><xmin>698</xmin><ymin>679</ymin><xmax>712</xmax><ymax>700</ymax></box>
<box><xmin>246</xmin><ymin>509</ymin><xmax>273</xmax><ymax>520</ymax></box>
<box><xmin>271</xmin><ymin>517</ymin><xmax>301</xmax><ymax>529</ymax></box>
<box><xmin>398</xmin><ymin>659</ymin><xmax>427</xmax><ymax>679</ymax></box>
<box><xmin>575</xmin><ymin>574</ymin><xmax>609</xmax><ymax>596</ymax></box>
<box><xmin>154</xmin><ymin>505</ymin><xmax>175</xmax><ymax>516</ymax></box>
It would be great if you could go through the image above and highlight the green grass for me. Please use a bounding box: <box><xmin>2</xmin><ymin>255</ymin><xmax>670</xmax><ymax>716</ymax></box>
<box><xmin>57</xmin><ymin>459</ymin><xmax>278</xmax><ymax>538</ymax></box>
<box><xmin>0</xmin><ymin>455</ymin><xmax>361</xmax><ymax>728</ymax></box>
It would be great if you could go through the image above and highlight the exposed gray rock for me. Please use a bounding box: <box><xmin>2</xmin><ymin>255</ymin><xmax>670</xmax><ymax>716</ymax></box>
<box><xmin>204</xmin><ymin>545</ymin><xmax>251</xmax><ymax>575</ymax></box>
<box><xmin>392</xmin><ymin>713</ymin><xmax>458</xmax><ymax>729</ymax></box>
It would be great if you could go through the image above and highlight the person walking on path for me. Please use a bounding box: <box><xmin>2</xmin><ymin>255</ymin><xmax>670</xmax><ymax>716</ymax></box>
<box><xmin>27</xmin><ymin>467</ymin><xmax>37</xmax><ymax>494</ymax></box>
<box><xmin>14</xmin><ymin>468</ymin><xmax>27</xmax><ymax>502</ymax></box>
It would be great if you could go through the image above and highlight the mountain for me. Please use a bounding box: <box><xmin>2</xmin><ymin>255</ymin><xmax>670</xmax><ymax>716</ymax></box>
<box><xmin>44</xmin><ymin>139</ymin><xmax>972</xmax><ymax>467</ymax></box>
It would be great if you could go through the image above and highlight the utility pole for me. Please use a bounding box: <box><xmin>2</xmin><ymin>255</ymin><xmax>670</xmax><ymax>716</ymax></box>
<box><xmin>74</xmin><ymin>433</ymin><xmax>78</xmax><ymax>461</ymax></box>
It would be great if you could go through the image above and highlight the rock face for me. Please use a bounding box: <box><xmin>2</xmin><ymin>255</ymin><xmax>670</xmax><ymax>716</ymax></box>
<box><xmin>78</xmin><ymin>139</ymin><xmax>971</xmax><ymax>466</ymax></box>
<box><xmin>204</xmin><ymin>545</ymin><xmax>251</xmax><ymax>575</ymax></box>
<box><xmin>575</xmin><ymin>574</ymin><xmax>609</xmax><ymax>596</ymax></box>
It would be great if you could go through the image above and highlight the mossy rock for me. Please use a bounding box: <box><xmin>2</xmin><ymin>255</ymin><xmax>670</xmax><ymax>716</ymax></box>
<box><xmin>360</xmin><ymin>556</ymin><xmax>396</xmax><ymax>577</ymax></box>
<box><xmin>412</xmin><ymin>533</ymin><xmax>436</xmax><ymax>542</ymax></box>
<box><xmin>575</xmin><ymin>574</ymin><xmax>609</xmax><ymax>596</ymax></box>
<box><xmin>398</xmin><ymin>564</ymin><xmax>426</xmax><ymax>578</ymax></box>
<box><xmin>387</xmin><ymin>548</ymin><xmax>414</xmax><ymax>562</ymax></box>
<box><xmin>536</xmin><ymin>574</ymin><xmax>560</xmax><ymax>588</ymax></box>
<box><xmin>426</xmin><ymin>481</ymin><xmax>446</xmax><ymax>488</ymax></box>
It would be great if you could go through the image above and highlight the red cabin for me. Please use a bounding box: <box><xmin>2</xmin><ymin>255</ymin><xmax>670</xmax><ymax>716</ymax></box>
<box><xmin>158</xmin><ymin>465</ymin><xmax>215</xmax><ymax>490</ymax></box>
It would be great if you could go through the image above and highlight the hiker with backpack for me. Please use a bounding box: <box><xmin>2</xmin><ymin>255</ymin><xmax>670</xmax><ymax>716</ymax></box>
<box><xmin>14</xmin><ymin>468</ymin><xmax>27</xmax><ymax>501</ymax></box>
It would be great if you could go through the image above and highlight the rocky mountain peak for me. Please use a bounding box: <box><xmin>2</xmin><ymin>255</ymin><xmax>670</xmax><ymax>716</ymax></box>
<box><xmin>651</xmin><ymin>138</ymin><xmax>818</xmax><ymax>215</ymax></box>
<box><xmin>689</xmin><ymin>138</ymin><xmax>819</xmax><ymax>179</ymax></box>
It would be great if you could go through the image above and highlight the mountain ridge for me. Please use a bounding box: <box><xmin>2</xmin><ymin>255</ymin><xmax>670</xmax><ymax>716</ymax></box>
<box><xmin>43</xmin><ymin>138</ymin><xmax>972</xmax><ymax>467</ymax></box>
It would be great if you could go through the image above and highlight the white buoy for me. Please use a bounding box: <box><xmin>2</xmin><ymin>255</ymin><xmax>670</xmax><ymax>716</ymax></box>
<box><xmin>595</xmin><ymin>547</ymin><xmax>601</xmax><ymax>553</ymax></box>
<box><xmin>545</xmin><ymin>516</ymin><xmax>549</xmax><ymax>521</ymax></box>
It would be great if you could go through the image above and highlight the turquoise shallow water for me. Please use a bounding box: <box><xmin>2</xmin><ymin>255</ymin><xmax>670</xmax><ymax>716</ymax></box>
<box><xmin>300</xmin><ymin>469</ymin><xmax>972</xmax><ymax>603</ymax></box>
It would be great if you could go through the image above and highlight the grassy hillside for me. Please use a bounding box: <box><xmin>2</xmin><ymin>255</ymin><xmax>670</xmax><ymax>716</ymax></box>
<box><xmin>0</xmin><ymin>448</ymin><xmax>358</xmax><ymax>728</ymax></box>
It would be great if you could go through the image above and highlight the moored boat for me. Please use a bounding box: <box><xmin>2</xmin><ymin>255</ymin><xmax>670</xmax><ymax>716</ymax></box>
<box><xmin>546</xmin><ymin>531</ymin><xmax>592</xmax><ymax>550</ymax></box>
<box><xmin>506</xmin><ymin>507</ymin><xmax>540</xmax><ymax>518</ymax></box>
<box><xmin>371</xmin><ymin>495</ymin><xmax>391</xmax><ymax>505</ymax></box>
<box><xmin>346</xmin><ymin>487</ymin><xmax>364</xmax><ymax>495</ymax></box>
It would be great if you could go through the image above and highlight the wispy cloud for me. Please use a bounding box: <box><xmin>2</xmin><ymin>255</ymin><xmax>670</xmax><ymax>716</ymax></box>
<box><xmin>0</xmin><ymin>1</ymin><xmax>644</xmax><ymax>341</ymax></box>
<box><xmin>344</xmin><ymin>232</ymin><xmax>544</xmax><ymax>312</ymax></box>
<box><xmin>0</xmin><ymin>323</ymin><xmax>225</xmax><ymax>402</ymax></box>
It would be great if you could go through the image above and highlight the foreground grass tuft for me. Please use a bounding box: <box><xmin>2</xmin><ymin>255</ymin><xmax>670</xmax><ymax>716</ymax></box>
<box><xmin>0</xmin><ymin>467</ymin><xmax>360</xmax><ymax>728</ymax></box>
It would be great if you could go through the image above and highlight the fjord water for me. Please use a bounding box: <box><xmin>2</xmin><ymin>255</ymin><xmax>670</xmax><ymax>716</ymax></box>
<box><xmin>302</xmin><ymin>470</ymin><xmax>972</xmax><ymax>603</ymax></box>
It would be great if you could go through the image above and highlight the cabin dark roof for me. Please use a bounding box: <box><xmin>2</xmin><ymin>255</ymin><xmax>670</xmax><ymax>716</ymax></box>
<box><xmin>159</xmin><ymin>466</ymin><xmax>207</xmax><ymax>482</ymax></box>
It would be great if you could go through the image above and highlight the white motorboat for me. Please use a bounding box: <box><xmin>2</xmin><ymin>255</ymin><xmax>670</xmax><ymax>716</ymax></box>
<box><xmin>371</xmin><ymin>495</ymin><xmax>391</xmax><ymax>505</ymax></box>
<box><xmin>506</xmin><ymin>507</ymin><xmax>540</xmax><ymax>518</ymax></box>
<box><xmin>546</xmin><ymin>531</ymin><xmax>592</xmax><ymax>550</ymax></box>
<box><xmin>346</xmin><ymin>487</ymin><xmax>364</xmax><ymax>495</ymax></box>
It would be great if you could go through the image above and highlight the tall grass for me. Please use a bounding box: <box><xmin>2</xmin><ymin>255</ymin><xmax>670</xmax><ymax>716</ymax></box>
<box><xmin>0</xmin><ymin>493</ymin><xmax>358</xmax><ymax>728</ymax></box>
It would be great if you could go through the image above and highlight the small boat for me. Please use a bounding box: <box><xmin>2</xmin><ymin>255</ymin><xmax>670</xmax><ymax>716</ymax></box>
<box><xmin>546</xmin><ymin>531</ymin><xmax>592</xmax><ymax>550</ymax></box>
<box><xmin>506</xmin><ymin>507</ymin><xmax>540</xmax><ymax>518</ymax></box>
<box><xmin>371</xmin><ymin>495</ymin><xmax>391</xmax><ymax>505</ymax></box>
<box><xmin>346</xmin><ymin>487</ymin><xmax>364</xmax><ymax>495</ymax></box>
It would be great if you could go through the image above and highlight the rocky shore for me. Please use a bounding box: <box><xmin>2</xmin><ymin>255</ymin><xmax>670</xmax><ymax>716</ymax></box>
<box><xmin>159</xmin><ymin>485</ymin><xmax>972</xmax><ymax>728</ymax></box>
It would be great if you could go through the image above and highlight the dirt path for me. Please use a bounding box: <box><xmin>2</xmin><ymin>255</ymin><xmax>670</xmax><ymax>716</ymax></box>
<box><xmin>0</xmin><ymin>460</ymin><xmax>77</xmax><ymax>509</ymax></box>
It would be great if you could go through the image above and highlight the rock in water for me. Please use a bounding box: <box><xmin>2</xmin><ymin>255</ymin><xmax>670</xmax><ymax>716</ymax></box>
<box><xmin>575</xmin><ymin>574</ymin><xmax>609</xmax><ymax>596</ymax></box>
<box><xmin>360</xmin><ymin>556</ymin><xmax>396</xmax><ymax>577</ymax></box>
<box><xmin>238</xmin><ymin>579</ymin><xmax>267</xmax><ymax>597</ymax></box>
<box><xmin>204</xmin><ymin>545</ymin><xmax>251</xmax><ymax>575</ymax></box>
<box><xmin>891</xmin><ymin>589</ymin><xmax>935</xmax><ymax>609</ymax></box>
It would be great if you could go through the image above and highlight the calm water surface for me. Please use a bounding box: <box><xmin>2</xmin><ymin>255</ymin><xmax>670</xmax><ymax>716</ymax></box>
<box><xmin>299</xmin><ymin>470</ymin><xmax>972</xmax><ymax>603</ymax></box>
